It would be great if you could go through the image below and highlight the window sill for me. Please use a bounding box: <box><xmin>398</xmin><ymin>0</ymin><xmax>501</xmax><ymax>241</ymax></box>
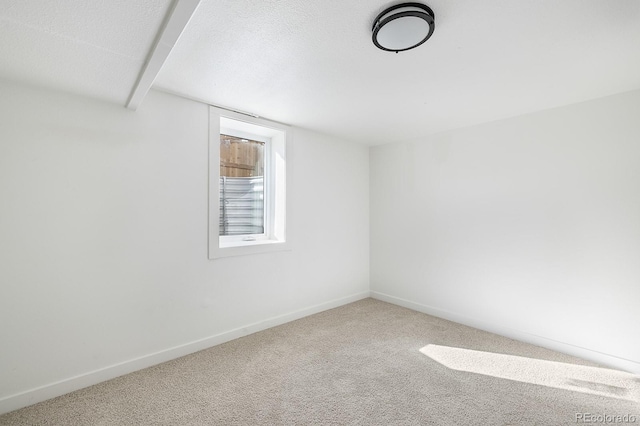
<box><xmin>210</xmin><ymin>239</ymin><xmax>291</xmax><ymax>259</ymax></box>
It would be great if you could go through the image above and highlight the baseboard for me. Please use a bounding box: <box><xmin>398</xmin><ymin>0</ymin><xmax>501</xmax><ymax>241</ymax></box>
<box><xmin>371</xmin><ymin>291</ymin><xmax>640</xmax><ymax>374</ymax></box>
<box><xmin>0</xmin><ymin>290</ymin><xmax>370</xmax><ymax>415</ymax></box>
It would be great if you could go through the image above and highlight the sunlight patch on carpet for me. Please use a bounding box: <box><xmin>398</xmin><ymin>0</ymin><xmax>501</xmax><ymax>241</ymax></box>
<box><xmin>420</xmin><ymin>344</ymin><xmax>640</xmax><ymax>403</ymax></box>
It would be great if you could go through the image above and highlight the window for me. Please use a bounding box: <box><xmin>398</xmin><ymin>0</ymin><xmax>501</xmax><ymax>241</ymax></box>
<box><xmin>219</xmin><ymin>133</ymin><xmax>265</xmax><ymax>238</ymax></box>
<box><xmin>208</xmin><ymin>107</ymin><xmax>291</xmax><ymax>258</ymax></box>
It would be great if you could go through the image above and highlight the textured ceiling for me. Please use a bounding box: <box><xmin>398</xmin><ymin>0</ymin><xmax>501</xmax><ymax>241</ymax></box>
<box><xmin>0</xmin><ymin>0</ymin><xmax>172</xmax><ymax>104</ymax></box>
<box><xmin>155</xmin><ymin>0</ymin><xmax>640</xmax><ymax>145</ymax></box>
<box><xmin>1</xmin><ymin>1</ymin><xmax>639</xmax><ymax>145</ymax></box>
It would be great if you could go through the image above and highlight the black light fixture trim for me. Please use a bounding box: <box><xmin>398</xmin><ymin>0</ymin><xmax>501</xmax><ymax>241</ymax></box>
<box><xmin>372</xmin><ymin>2</ymin><xmax>435</xmax><ymax>53</ymax></box>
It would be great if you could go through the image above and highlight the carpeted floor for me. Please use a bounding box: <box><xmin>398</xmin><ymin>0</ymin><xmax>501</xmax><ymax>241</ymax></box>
<box><xmin>1</xmin><ymin>298</ymin><xmax>638</xmax><ymax>425</ymax></box>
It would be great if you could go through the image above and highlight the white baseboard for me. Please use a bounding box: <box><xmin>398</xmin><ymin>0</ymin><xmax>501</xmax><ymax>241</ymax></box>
<box><xmin>371</xmin><ymin>291</ymin><xmax>640</xmax><ymax>374</ymax></box>
<box><xmin>0</xmin><ymin>291</ymin><xmax>370</xmax><ymax>416</ymax></box>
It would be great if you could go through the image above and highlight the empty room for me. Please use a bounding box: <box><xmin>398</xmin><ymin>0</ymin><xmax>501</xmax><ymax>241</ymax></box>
<box><xmin>1</xmin><ymin>0</ymin><xmax>639</xmax><ymax>424</ymax></box>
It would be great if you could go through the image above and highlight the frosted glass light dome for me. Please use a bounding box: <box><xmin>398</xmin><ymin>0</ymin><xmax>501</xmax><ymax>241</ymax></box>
<box><xmin>372</xmin><ymin>3</ymin><xmax>435</xmax><ymax>53</ymax></box>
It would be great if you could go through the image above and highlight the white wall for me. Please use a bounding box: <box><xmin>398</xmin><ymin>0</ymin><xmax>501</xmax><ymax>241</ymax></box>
<box><xmin>0</xmin><ymin>79</ymin><xmax>369</xmax><ymax>411</ymax></box>
<box><xmin>371</xmin><ymin>89</ymin><xmax>640</xmax><ymax>372</ymax></box>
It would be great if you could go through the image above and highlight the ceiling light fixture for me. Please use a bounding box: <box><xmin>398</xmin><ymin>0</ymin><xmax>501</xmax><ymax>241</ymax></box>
<box><xmin>372</xmin><ymin>3</ymin><xmax>435</xmax><ymax>53</ymax></box>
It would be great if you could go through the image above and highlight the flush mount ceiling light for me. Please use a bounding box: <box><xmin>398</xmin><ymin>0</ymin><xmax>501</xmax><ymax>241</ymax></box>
<box><xmin>372</xmin><ymin>2</ymin><xmax>435</xmax><ymax>53</ymax></box>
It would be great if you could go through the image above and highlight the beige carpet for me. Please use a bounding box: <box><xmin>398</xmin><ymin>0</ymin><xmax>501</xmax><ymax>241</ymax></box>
<box><xmin>1</xmin><ymin>298</ymin><xmax>638</xmax><ymax>425</ymax></box>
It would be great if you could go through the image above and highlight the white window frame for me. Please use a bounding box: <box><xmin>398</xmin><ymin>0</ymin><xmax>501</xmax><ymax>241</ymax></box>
<box><xmin>208</xmin><ymin>107</ymin><xmax>291</xmax><ymax>259</ymax></box>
